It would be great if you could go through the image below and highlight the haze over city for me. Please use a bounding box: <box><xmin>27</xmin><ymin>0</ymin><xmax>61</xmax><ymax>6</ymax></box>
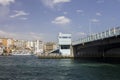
<box><xmin>0</xmin><ymin>0</ymin><xmax>120</xmax><ymax>41</ymax></box>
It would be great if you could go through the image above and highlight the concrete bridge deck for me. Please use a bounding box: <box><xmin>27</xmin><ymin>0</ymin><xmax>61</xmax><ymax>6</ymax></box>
<box><xmin>72</xmin><ymin>27</ymin><xmax>120</xmax><ymax>58</ymax></box>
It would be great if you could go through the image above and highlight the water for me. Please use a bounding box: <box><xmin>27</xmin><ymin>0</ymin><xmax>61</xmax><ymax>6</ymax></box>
<box><xmin>0</xmin><ymin>56</ymin><xmax>120</xmax><ymax>80</ymax></box>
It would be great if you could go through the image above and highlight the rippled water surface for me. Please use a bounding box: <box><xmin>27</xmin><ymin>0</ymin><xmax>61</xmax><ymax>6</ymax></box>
<box><xmin>0</xmin><ymin>56</ymin><xmax>120</xmax><ymax>80</ymax></box>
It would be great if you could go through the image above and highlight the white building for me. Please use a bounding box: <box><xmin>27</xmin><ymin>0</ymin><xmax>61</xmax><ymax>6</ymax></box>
<box><xmin>26</xmin><ymin>41</ymin><xmax>34</xmax><ymax>49</ymax></box>
<box><xmin>7</xmin><ymin>39</ymin><xmax>12</xmax><ymax>48</ymax></box>
<box><xmin>14</xmin><ymin>40</ymin><xmax>26</xmax><ymax>48</ymax></box>
<box><xmin>58</xmin><ymin>33</ymin><xmax>72</xmax><ymax>56</ymax></box>
<box><xmin>34</xmin><ymin>40</ymin><xmax>44</xmax><ymax>54</ymax></box>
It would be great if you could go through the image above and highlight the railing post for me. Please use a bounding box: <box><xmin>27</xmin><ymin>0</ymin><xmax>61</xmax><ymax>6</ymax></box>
<box><xmin>105</xmin><ymin>31</ymin><xmax>106</xmax><ymax>37</ymax></box>
<box><xmin>101</xmin><ymin>33</ymin><xmax>103</xmax><ymax>39</ymax></box>
<box><xmin>109</xmin><ymin>28</ymin><xmax>111</xmax><ymax>36</ymax></box>
<box><xmin>114</xmin><ymin>27</ymin><xmax>116</xmax><ymax>35</ymax></box>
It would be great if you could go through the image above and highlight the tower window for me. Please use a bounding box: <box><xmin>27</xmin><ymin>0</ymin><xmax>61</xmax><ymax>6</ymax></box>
<box><xmin>61</xmin><ymin>45</ymin><xmax>70</xmax><ymax>49</ymax></box>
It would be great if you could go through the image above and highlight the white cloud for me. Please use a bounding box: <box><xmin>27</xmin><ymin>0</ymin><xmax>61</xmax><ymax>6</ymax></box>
<box><xmin>0</xmin><ymin>0</ymin><xmax>15</xmax><ymax>22</ymax></box>
<box><xmin>76</xmin><ymin>9</ymin><xmax>84</xmax><ymax>13</ymax></box>
<box><xmin>0</xmin><ymin>0</ymin><xmax>15</xmax><ymax>6</ymax></box>
<box><xmin>0</xmin><ymin>30</ymin><xmax>8</xmax><ymax>35</ymax></box>
<box><xmin>10</xmin><ymin>10</ymin><xmax>29</xmax><ymax>18</ymax></box>
<box><xmin>96</xmin><ymin>12</ymin><xmax>102</xmax><ymax>16</ymax></box>
<box><xmin>19</xmin><ymin>17</ymin><xmax>28</xmax><ymax>20</ymax></box>
<box><xmin>91</xmin><ymin>19</ymin><xmax>100</xmax><ymax>23</ymax></box>
<box><xmin>52</xmin><ymin>16</ymin><xmax>71</xmax><ymax>25</ymax></box>
<box><xmin>0</xmin><ymin>30</ymin><xmax>15</xmax><ymax>38</ymax></box>
<box><xmin>53</xmin><ymin>0</ymin><xmax>71</xmax><ymax>4</ymax></box>
<box><xmin>63</xmin><ymin>11</ymin><xmax>68</xmax><ymax>15</ymax></box>
<box><xmin>41</xmin><ymin>0</ymin><xmax>71</xmax><ymax>8</ymax></box>
<box><xmin>0</xmin><ymin>30</ymin><xmax>43</xmax><ymax>40</ymax></box>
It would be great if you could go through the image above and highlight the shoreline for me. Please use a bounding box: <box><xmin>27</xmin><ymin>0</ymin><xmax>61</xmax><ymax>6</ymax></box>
<box><xmin>38</xmin><ymin>55</ymin><xmax>74</xmax><ymax>59</ymax></box>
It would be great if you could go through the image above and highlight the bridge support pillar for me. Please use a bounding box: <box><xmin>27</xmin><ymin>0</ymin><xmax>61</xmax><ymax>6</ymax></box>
<box><xmin>98</xmin><ymin>47</ymin><xmax>105</xmax><ymax>58</ymax></box>
<box><xmin>70</xmin><ymin>46</ymin><xmax>74</xmax><ymax>57</ymax></box>
<box><xmin>72</xmin><ymin>46</ymin><xmax>78</xmax><ymax>58</ymax></box>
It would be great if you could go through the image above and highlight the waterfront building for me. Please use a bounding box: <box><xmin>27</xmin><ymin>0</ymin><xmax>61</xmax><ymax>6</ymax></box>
<box><xmin>26</xmin><ymin>41</ymin><xmax>34</xmax><ymax>50</ymax></box>
<box><xmin>0</xmin><ymin>47</ymin><xmax>3</xmax><ymax>55</ymax></box>
<box><xmin>44</xmin><ymin>42</ymin><xmax>57</xmax><ymax>53</ymax></box>
<box><xmin>0</xmin><ymin>38</ymin><xmax>14</xmax><ymax>48</ymax></box>
<box><xmin>38</xmin><ymin>41</ymin><xmax>44</xmax><ymax>54</ymax></box>
<box><xmin>0</xmin><ymin>38</ymin><xmax>14</xmax><ymax>54</ymax></box>
<box><xmin>14</xmin><ymin>40</ymin><xmax>26</xmax><ymax>50</ymax></box>
<box><xmin>34</xmin><ymin>40</ymin><xmax>44</xmax><ymax>54</ymax></box>
<box><xmin>58</xmin><ymin>33</ymin><xmax>72</xmax><ymax>56</ymax></box>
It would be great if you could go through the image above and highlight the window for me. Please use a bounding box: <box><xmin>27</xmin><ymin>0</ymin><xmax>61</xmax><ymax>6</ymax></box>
<box><xmin>61</xmin><ymin>45</ymin><xmax>70</xmax><ymax>49</ymax></box>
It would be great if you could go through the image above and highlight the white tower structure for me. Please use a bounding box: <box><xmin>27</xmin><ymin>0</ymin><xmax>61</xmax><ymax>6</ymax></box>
<box><xmin>35</xmin><ymin>40</ymin><xmax>40</xmax><ymax>53</ymax></box>
<box><xmin>58</xmin><ymin>33</ymin><xmax>72</xmax><ymax>56</ymax></box>
<box><xmin>34</xmin><ymin>40</ymin><xmax>43</xmax><ymax>54</ymax></box>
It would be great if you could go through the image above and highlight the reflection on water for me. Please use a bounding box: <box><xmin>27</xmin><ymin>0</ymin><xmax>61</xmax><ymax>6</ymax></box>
<box><xmin>0</xmin><ymin>56</ymin><xmax>120</xmax><ymax>80</ymax></box>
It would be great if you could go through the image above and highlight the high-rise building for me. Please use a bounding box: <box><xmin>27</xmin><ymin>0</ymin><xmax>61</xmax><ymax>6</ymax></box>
<box><xmin>34</xmin><ymin>40</ymin><xmax>44</xmax><ymax>54</ymax></box>
<box><xmin>26</xmin><ymin>40</ymin><xmax>34</xmax><ymax>49</ymax></box>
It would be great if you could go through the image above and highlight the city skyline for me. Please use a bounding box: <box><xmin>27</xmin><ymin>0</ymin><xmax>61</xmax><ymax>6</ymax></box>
<box><xmin>0</xmin><ymin>0</ymin><xmax>120</xmax><ymax>42</ymax></box>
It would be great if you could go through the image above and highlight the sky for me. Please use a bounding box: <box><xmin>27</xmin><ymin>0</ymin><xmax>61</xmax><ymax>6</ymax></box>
<box><xmin>0</xmin><ymin>0</ymin><xmax>120</xmax><ymax>42</ymax></box>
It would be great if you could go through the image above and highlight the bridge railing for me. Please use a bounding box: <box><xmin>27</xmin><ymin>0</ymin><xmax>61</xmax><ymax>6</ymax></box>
<box><xmin>73</xmin><ymin>27</ymin><xmax>120</xmax><ymax>45</ymax></box>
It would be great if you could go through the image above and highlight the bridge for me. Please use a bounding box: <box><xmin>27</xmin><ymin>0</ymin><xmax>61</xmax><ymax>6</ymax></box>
<box><xmin>72</xmin><ymin>27</ymin><xmax>120</xmax><ymax>58</ymax></box>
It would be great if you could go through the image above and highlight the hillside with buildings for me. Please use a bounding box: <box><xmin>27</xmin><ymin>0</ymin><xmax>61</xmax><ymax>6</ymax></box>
<box><xmin>0</xmin><ymin>37</ymin><xmax>57</xmax><ymax>56</ymax></box>
<box><xmin>0</xmin><ymin>32</ymin><xmax>72</xmax><ymax>58</ymax></box>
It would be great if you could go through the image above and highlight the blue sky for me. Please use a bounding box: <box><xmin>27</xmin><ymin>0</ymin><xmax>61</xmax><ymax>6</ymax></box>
<box><xmin>0</xmin><ymin>0</ymin><xmax>120</xmax><ymax>42</ymax></box>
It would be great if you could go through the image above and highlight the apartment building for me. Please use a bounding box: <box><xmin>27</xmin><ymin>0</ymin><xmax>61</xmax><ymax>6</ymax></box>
<box><xmin>44</xmin><ymin>42</ymin><xmax>57</xmax><ymax>53</ymax></box>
